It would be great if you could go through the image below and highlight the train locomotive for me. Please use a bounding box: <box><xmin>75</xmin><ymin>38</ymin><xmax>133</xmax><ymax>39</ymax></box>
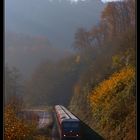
<box><xmin>54</xmin><ymin>105</ymin><xmax>81</xmax><ymax>140</ymax></box>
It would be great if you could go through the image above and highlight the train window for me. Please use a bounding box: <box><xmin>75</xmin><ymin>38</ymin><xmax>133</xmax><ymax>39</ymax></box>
<box><xmin>63</xmin><ymin>122</ymin><xmax>79</xmax><ymax>128</ymax></box>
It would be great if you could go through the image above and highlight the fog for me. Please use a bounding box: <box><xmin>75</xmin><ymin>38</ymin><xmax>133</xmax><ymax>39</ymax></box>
<box><xmin>5</xmin><ymin>0</ymin><xmax>105</xmax><ymax>78</ymax></box>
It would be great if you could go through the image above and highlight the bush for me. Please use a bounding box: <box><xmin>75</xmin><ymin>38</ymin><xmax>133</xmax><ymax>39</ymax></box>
<box><xmin>88</xmin><ymin>66</ymin><xmax>136</xmax><ymax>139</ymax></box>
<box><xmin>4</xmin><ymin>104</ymin><xmax>37</xmax><ymax>140</ymax></box>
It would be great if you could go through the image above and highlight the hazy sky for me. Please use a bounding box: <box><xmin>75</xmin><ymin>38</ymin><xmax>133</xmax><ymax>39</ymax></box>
<box><xmin>5</xmin><ymin>0</ymin><xmax>104</xmax><ymax>48</ymax></box>
<box><xmin>5</xmin><ymin>0</ymin><xmax>105</xmax><ymax>78</ymax></box>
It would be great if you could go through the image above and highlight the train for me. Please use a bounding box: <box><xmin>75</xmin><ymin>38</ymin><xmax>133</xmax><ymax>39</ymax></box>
<box><xmin>54</xmin><ymin>105</ymin><xmax>81</xmax><ymax>140</ymax></box>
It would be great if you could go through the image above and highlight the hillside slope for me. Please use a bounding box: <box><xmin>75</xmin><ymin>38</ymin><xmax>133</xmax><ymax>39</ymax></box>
<box><xmin>69</xmin><ymin>66</ymin><xmax>136</xmax><ymax>140</ymax></box>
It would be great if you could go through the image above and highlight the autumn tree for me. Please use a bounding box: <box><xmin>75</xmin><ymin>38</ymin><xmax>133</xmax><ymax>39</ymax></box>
<box><xmin>88</xmin><ymin>66</ymin><xmax>136</xmax><ymax>139</ymax></box>
<box><xmin>125</xmin><ymin>0</ymin><xmax>135</xmax><ymax>27</ymax></box>
<box><xmin>70</xmin><ymin>0</ymin><xmax>136</xmax><ymax>139</ymax></box>
<box><xmin>4</xmin><ymin>104</ymin><xmax>37</xmax><ymax>140</ymax></box>
<box><xmin>101</xmin><ymin>1</ymin><xmax>132</xmax><ymax>37</ymax></box>
<box><xmin>74</xmin><ymin>28</ymin><xmax>91</xmax><ymax>50</ymax></box>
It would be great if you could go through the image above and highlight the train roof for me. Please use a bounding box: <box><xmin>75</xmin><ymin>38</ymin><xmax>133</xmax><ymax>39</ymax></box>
<box><xmin>60</xmin><ymin>105</ymin><xmax>78</xmax><ymax>120</ymax></box>
<box><xmin>55</xmin><ymin>105</ymin><xmax>79</xmax><ymax>122</ymax></box>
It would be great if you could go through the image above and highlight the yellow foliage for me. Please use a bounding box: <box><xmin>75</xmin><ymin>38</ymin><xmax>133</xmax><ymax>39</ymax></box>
<box><xmin>4</xmin><ymin>104</ymin><xmax>36</xmax><ymax>140</ymax></box>
<box><xmin>89</xmin><ymin>66</ymin><xmax>135</xmax><ymax>110</ymax></box>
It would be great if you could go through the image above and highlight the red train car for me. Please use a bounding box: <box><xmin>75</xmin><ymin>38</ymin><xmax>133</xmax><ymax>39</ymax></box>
<box><xmin>54</xmin><ymin>105</ymin><xmax>81</xmax><ymax>140</ymax></box>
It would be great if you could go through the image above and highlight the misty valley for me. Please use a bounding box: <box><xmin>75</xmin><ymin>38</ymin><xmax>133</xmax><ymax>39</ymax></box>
<box><xmin>4</xmin><ymin>0</ymin><xmax>136</xmax><ymax>140</ymax></box>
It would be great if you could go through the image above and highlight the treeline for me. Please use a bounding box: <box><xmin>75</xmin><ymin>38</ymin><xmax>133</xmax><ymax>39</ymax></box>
<box><xmin>24</xmin><ymin>57</ymin><xmax>86</xmax><ymax>106</ymax></box>
<box><xmin>69</xmin><ymin>0</ymin><xmax>136</xmax><ymax>139</ymax></box>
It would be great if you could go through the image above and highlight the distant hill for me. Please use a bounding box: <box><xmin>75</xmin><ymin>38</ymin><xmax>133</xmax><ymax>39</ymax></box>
<box><xmin>5</xmin><ymin>32</ymin><xmax>73</xmax><ymax>79</ymax></box>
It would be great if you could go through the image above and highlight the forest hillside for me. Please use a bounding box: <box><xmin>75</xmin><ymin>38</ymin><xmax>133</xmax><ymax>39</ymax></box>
<box><xmin>69</xmin><ymin>0</ymin><xmax>136</xmax><ymax>139</ymax></box>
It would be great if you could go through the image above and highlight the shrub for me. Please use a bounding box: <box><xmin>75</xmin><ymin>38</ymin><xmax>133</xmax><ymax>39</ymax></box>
<box><xmin>4</xmin><ymin>104</ymin><xmax>37</xmax><ymax>140</ymax></box>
